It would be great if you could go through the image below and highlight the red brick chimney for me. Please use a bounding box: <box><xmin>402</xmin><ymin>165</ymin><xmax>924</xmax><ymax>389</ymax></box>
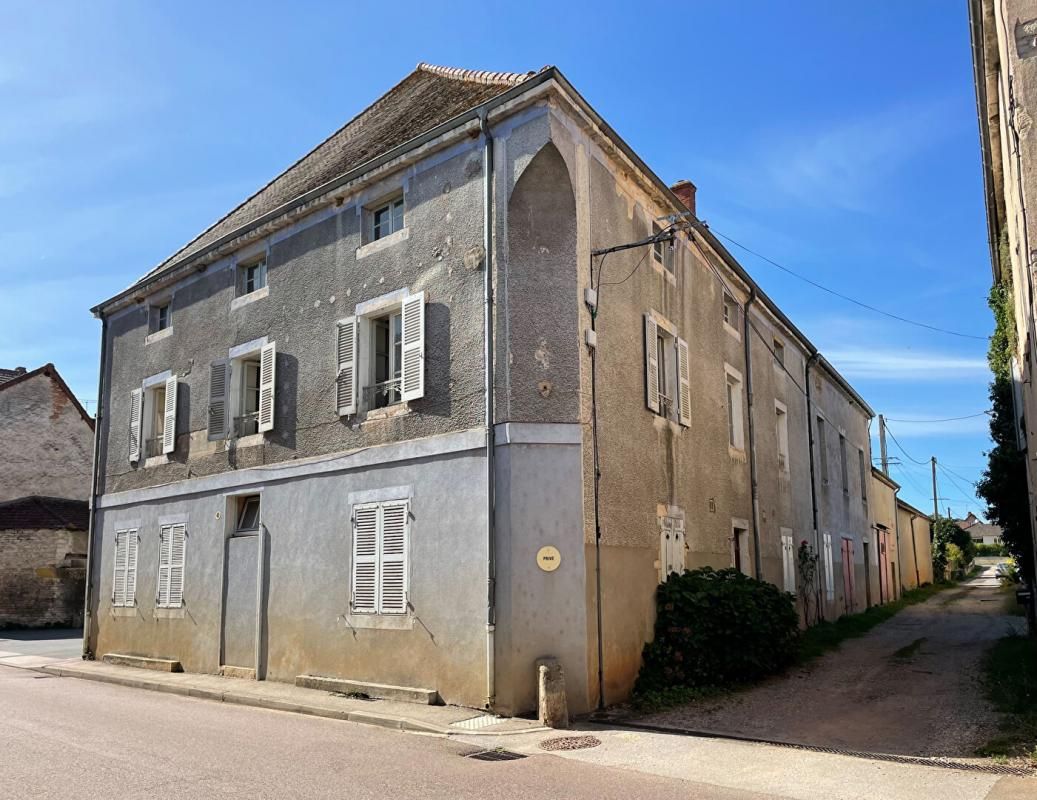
<box><xmin>670</xmin><ymin>180</ymin><xmax>696</xmax><ymax>216</ymax></box>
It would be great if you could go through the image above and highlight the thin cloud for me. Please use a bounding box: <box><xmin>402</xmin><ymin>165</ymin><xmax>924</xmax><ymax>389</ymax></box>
<box><xmin>824</xmin><ymin>348</ymin><xmax>989</xmax><ymax>381</ymax></box>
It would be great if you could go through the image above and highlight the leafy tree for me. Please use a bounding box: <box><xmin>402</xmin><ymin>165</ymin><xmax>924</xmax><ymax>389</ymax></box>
<box><xmin>932</xmin><ymin>517</ymin><xmax>974</xmax><ymax>580</ymax></box>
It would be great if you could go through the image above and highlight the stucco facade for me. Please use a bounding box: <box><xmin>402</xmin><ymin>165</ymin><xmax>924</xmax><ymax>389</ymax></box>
<box><xmin>87</xmin><ymin>64</ymin><xmax>881</xmax><ymax>716</ymax></box>
<box><xmin>897</xmin><ymin>499</ymin><xmax>934</xmax><ymax>590</ymax></box>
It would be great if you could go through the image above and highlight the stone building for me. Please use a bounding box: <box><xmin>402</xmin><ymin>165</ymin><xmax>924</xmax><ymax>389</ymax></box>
<box><xmin>0</xmin><ymin>364</ymin><xmax>93</xmax><ymax>628</ymax></box>
<box><xmin>86</xmin><ymin>63</ymin><xmax>880</xmax><ymax>715</ymax></box>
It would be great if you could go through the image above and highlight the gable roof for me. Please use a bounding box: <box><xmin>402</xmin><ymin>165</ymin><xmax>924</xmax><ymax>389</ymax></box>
<box><xmin>0</xmin><ymin>363</ymin><xmax>94</xmax><ymax>430</ymax></box>
<box><xmin>131</xmin><ymin>63</ymin><xmax>535</xmax><ymax>291</ymax></box>
<box><xmin>0</xmin><ymin>495</ymin><xmax>89</xmax><ymax>531</ymax></box>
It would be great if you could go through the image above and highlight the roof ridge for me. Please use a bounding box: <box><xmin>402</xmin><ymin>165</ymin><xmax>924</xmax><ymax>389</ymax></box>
<box><xmin>415</xmin><ymin>62</ymin><xmax>535</xmax><ymax>86</ymax></box>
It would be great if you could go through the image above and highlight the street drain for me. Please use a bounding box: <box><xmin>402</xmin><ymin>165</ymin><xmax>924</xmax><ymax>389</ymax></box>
<box><xmin>463</xmin><ymin>748</ymin><xmax>527</xmax><ymax>762</ymax></box>
<box><xmin>539</xmin><ymin>735</ymin><xmax>602</xmax><ymax>752</ymax></box>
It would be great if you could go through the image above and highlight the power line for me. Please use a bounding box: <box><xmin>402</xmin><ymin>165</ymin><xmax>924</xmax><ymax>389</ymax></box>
<box><xmin>939</xmin><ymin>463</ymin><xmax>980</xmax><ymax>489</ymax></box>
<box><xmin>709</xmin><ymin>228</ymin><xmax>991</xmax><ymax>341</ymax></box>
<box><xmin>884</xmin><ymin>411</ymin><xmax>991</xmax><ymax>423</ymax></box>
<box><xmin>883</xmin><ymin>423</ymin><xmax>929</xmax><ymax>466</ymax></box>
<box><xmin>937</xmin><ymin>464</ymin><xmax>978</xmax><ymax>504</ymax></box>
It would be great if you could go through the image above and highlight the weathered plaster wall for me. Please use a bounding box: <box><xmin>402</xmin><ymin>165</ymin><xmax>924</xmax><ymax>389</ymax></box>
<box><xmin>869</xmin><ymin>471</ymin><xmax>900</xmax><ymax>604</ymax></box>
<box><xmin>897</xmin><ymin>505</ymin><xmax>934</xmax><ymax>589</ymax></box>
<box><xmin>0</xmin><ymin>528</ymin><xmax>86</xmax><ymax>628</ymax></box>
<box><xmin>0</xmin><ymin>372</ymin><xmax>93</xmax><ymax>501</ymax></box>
<box><xmin>98</xmin><ymin>141</ymin><xmax>489</xmax><ymax>496</ymax></box>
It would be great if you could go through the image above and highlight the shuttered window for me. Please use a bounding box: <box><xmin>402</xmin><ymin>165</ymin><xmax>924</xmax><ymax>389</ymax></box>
<box><xmin>257</xmin><ymin>342</ymin><xmax>276</xmax><ymax>433</ymax></box>
<box><xmin>399</xmin><ymin>292</ymin><xmax>425</xmax><ymax>402</ymax></box>
<box><xmin>162</xmin><ymin>376</ymin><xmax>178</xmax><ymax>454</ymax></box>
<box><xmin>780</xmin><ymin>530</ymin><xmax>796</xmax><ymax>594</ymax></box>
<box><xmin>157</xmin><ymin>523</ymin><xmax>187</xmax><ymax>608</ymax></box>
<box><xmin>351</xmin><ymin>500</ymin><xmax>409</xmax><ymax>615</ymax></box>
<box><xmin>822</xmin><ymin>532</ymin><xmax>835</xmax><ymax>601</ymax></box>
<box><xmin>336</xmin><ymin>316</ymin><xmax>358</xmax><ymax>416</ymax></box>
<box><xmin>128</xmin><ymin>388</ymin><xmax>142</xmax><ymax>462</ymax></box>
<box><xmin>659</xmin><ymin>516</ymin><xmax>686</xmax><ymax>580</ymax></box>
<box><xmin>208</xmin><ymin>360</ymin><xmax>229</xmax><ymax>440</ymax></box>
<box><xmin>112</xmin><ymin>528</ymin><xmax>138</xmax><ymax>607</ymax></box>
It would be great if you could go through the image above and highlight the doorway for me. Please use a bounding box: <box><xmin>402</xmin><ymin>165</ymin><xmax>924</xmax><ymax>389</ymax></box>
<box><xmin>863</xmin><ymin>540</ymin><xmax>872</xmax><ymax>608</ymax></box>
<box><xmin>221</xmin><ymin>494</ymin><xmax>266</xmax><ymax>679</ymax></box>
<box><xmin>840</xmin><ymin>537</ymin><xmax>855</xmax><ymax>615</ymax></box>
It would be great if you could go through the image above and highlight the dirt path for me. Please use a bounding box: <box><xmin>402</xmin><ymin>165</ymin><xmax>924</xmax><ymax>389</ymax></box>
<box><xmin>634</xmin><ymin>566</ymin><xmax>1026</xmax><ymax>758</ymax></box>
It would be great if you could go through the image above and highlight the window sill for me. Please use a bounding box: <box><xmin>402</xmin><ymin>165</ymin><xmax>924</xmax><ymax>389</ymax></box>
<box><xmin>356</xmin><ymin>227</ymin><xmax>409</xmax><ymax>260</ymax></box>
<box><xmin>144</xmin><ymin>454</ymin><xmax>169</xmax><ymax>469</ymax></box>
<box><xmin>362</xmin><ymin>403</ymin><xmax>411</xmax><ymax>422</ymax></box>
<box><xmin>728</xmin><ymin>445</ymin><xmax>747</xmax><ymax>462</ymax></box>
<box><xmin>343</xmin><ymin>613</ymin><xmax>413</xmax><ymax>631</ymax></box>
<box><xmin>145</xmin><ymin>327</ymin><xmax>173</xmax><ymax>346</ymax></box>
<box><xmin>154</xmin><ymin>607</ymin><xmax>186</xmax><ymax>619</ymax></box>
<box><xmin>110</xmin><ymin>606</ymin><xmax>138</xmax><ymax>618</ymax></box>
<box><xmin>231</xmin><ymin>285</ymin><xmax>269</xmax><ymax>311</ymax></box>
<box><xmin>229</xmin><ymin>433</ymin><xmax>266</xmax><ymax>449</ymax></box>
<box><xmin>723</xmin><ymin>321</ymin><xmax>742</xmax><ymax>341</ymax></box>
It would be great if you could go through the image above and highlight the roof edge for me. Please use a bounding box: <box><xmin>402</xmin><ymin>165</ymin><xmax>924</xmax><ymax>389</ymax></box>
<box><xmin>0</xmin><ymin>363</ymin><xmax>94</xmax><ymax>430</ymax></box>
<box><xmin>896</xmin><ymin>496</ymin><xmax>932</xmax><ymax>521</ymax></box>
<box><xmin>415</xmin><ymin>62</ymin><xmax>539</xmax><ymax>86</ymax></box>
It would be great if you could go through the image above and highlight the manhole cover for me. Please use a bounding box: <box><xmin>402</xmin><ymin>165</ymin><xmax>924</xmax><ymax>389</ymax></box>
<box><xmin>539</xmin><ymin>735</ymin><xmax>602</xmax><ymax>752</ymax></box>
<box><xmin>463</xmin><ymin>748</ymin><xmax>527</xmax><ymax>762</ymax></box>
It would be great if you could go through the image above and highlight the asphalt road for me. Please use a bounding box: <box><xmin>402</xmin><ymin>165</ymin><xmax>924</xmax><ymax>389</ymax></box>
<box><xmin>0</xmin><ymin>664</ymin><xmax>770</xmax><ymax>800</ymax></box>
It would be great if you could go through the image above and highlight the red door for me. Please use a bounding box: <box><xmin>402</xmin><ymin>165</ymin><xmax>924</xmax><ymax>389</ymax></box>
<box><xmin>841</xmin><ymin>537</ymin><xmax>855</xmax><ymax>614</ymax></box>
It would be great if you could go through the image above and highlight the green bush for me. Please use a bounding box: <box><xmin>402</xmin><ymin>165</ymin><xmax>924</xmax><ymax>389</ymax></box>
<box><xmin>975</xmin><ymin>543</ymin><xmax>1008</xmax><ymax>557</ymax></box>
<box><xmin>634</xmin><ymin>567</ymin><xmax>799</xmax><ymax>695</ymax></box>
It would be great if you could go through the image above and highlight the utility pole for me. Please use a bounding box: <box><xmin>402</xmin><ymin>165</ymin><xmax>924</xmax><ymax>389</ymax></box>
<box><xmin>878</xmin><ymin>414</ymin><xmax>889</xmax><ymax>476</ymax></box>
<box><xmin>931</xmin><ymin>456</ymin><xmax>939</xmax><ymax>519</ymax></box>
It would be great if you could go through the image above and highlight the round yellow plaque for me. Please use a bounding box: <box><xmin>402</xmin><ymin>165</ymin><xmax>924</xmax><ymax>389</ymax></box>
<box><xmin>536</xmin><ymin>545</ymin><xmax>561</xmax><ymax>572</ymax></box>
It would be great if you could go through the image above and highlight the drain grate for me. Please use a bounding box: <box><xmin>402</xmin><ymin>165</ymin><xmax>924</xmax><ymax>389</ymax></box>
<box><xmin>463</xmin><ymin>748</ymin><xmax>527</xmax><ymax>762</ymax></box>
<box><xmin>539</xmin><ymin>735</ymin><xmax>602</xmax><ymax>752</ymax></box>
<box><xmin>451</xmin><ymin>714</ymin><xmax>503</xmax><ymax>730</ymax></box>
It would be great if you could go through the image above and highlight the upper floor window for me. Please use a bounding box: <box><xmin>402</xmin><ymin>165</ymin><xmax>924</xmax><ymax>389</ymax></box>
<box><xmin>816</xmin><ymin>416</ymin><xmax>829</xmax><ymax>485</ymax></box>
<box><xmin>238</xmin><ymin>257</ymin><xmax>267</xmax><ymax>297</ymax></box>
<box><xmin>775</xmin><ymin>401</ymin><xmax>789</xmax><ymax>472</ymax></box>
<box><xmin>725</xmin><ymin>365</ymin><xmax>745</xmax><ymax>450</ymax></box>
<box><xmin>207</xmin><ymin>340</ymin><xmax>276</xmax><ymax>441</ymax></box>
<box><xmin>643</xmin><ymin>313</ymin><xmax>690</xmax><ymax>426</ymax></box>
<box><xmin>372</xmin><ymin>196</ymin><xmax>405</xmax><ymax>242</ymax></box>
<box><xmin>773</xmin><ymin>339</ymin><xmax>785</xmax><ymax>367</ymax></box>
<box><xmin>128</xmin><ymin>374</ymin><xmax>178</xmax><ymax>463</ymax></box>
<box><xmin>839</xmin><ymin>433</ymin><xmax>849</xmax><ymax>494</ymax></box>
<box><xmin>722</xmin><ymin>292</ymin><xmax>740</xmax><ymax>338</ymax></box>
<box><xmin>858</xmin><ymin>449</ymin><xmax>869</xmax><ymax>507</ymax></box>
<box><xmin>652</xmin><ymin>222</ymin><xmax>674</xmax><ymax>274</ymax></box>
<box><xmin>151</xmin><ymin>303</ymin><xmax>170</xmax><ymax>333</ymax></box>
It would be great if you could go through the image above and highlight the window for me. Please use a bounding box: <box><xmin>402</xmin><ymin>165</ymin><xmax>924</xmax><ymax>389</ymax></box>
<box><xmin>652</xmin><ymin>222</ymin><xmax>674</xmax><ymax>274</ymax></box>
<box><xmin>351</xmin><ymin>500</ymin><xmax>409</xmax><ymax>615</ymax></box>
<box><xmin>722</xmin><ymin>292</ymin><xmax>739</xmax><ymax>334</ymax></box>
<box><xmin>775</xmin><ymin>401</ymin><xmax>789</xmax><ymax>472</ymax></box>
<box><xmin>780</xmin><ymin>530</ymin><xmax>796</xmax><ymax>594</ymax></box>
<box><xmin>659</xmin><ymin>516</ymin><xmax>685</xmax><ymax>580</ymax></box>
<box><xmin>643</xmin><ymin>314</ymin><xmax>690</xmax><ymax>425</ymax></box>
<box><xmin>129</xmin><ymin>375</ymin><xmax>178</xmax><ymax>462</ymax></box>
<box><xmin>773</xmin><ymin>339</ymin><xmax>785</xmax><ymax>367</ymax></box>
<box><xmin>816</xmin><ymin>416</ymin><xmax>828</xmax><ymax>485</ymax></box>
<box><xmin>336</xmin><ymin>292</ymin><xmax>425</xmax><ymax>416</ymax></box>
<box><xmin>150</xmin><ymin>303</ymin><xmax>170</xmax><ymax>333</ymax></box>
<box><xmin>112</xmin><ymin>528</ymin><xmax>139</xmax><ymax>607</ymax></box>
<box><xmin>236</xmin><ymin>495</ymin><xmax>261</xmax><ymax>532</ymax></box>
<box><xmin>839</xmin><ymin>434</ymin><xmax>849</xmax><ymax>494</ymax></box>
<box><xmin>371</xmin><ymin>196</ymin><xmax>405</xmax><ymax>242</ymax></box>
<box><xmin>157</xmin><ymin>523</ymin><xmax>186</xmax><ymax>608</ymax></box>
<box><xmin>858</xmin><ymin>449</ymin><xmax>868</xmax><ymax>507</ymax></box>
<box><xmin>208</xmin><ymin>341</ymin><xmax>276</xmax><ymax>440</ymax></box>
<box><xmin>238</xmin><ymin>257</ymin><xmax>267</xmax><ymax>297</ymax></box>
<box><xmin>726</xmin><ymin>367</ymin><xmax>744</xmax><ymax>450</ymax></box>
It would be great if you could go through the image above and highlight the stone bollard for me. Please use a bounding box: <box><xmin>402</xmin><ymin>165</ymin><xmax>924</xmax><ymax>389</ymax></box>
<box><xmin>536</xmin><ymin>657</ymin><xmax>569</xmax><ymax>729</ymax></box>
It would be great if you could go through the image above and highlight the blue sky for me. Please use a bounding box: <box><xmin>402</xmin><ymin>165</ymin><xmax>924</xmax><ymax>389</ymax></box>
<box><xmin>0</xmin><ymin>1</ymin><xmax>991</xmax><ymax>517</ymax></box>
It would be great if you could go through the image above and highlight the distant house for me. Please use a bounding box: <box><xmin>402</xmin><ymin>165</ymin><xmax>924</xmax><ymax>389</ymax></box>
<box><xmin>0</xmin><ymin>364</ymin><xmax>94</xmax><ymax>628</ymax></box>
<box><xmin>955</xmin><ymin>512</ymin><xmax>1003</xmax><ymax>546</ymax></box>
<box><xmin>0</xmin><ymin>496</ymin><xmax>89</xmax><ymax>628</ymax></box>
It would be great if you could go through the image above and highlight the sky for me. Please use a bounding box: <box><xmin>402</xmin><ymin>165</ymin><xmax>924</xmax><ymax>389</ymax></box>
<box><xmin>0</xmin><ymin>1</ymin><xmax>993</xmax><ymax>518</ymax></box>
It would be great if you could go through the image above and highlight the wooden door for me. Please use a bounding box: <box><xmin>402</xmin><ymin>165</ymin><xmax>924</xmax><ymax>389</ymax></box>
<box><xmin>841</xmin><ymin>537</ymin><xmax>855</xmax><ymax>614</ymax></box>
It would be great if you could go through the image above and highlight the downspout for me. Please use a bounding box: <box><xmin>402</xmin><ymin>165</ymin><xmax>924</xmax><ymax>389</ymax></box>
<box><xmin>893</xmin><ymin>487</ymin><xmax>903</xmax><ymax>600</ymax></box>
<box><xmin>82</xmin><ymin>314</ymin><xmax>108</xmax><ymax>659</ymax></box>
<box><xmin>589</xmin><ymin>254</ymin><xmax>605</xmax><ymax>710</ymax></box>
<box><xmin>743</xmin><ymin>289</ymin><xmax>763</xmax><ymax>578</ymax></box>
<box><xmin>479</xmin><ymin>110</ymin><xmax>496</xmax><ymax>710</ymax></box>
<box><xmin>910</xmin><ymin>512</ymin><xmax>921</xmax><ymax>588</ymax></box>
<box><xmin>805</xmin><ymin>353</ymin><xmax>824</xmax><ymax>621</ymax></box>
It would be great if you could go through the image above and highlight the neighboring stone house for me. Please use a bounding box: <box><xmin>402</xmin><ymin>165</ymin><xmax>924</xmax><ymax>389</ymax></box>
<box><xmin>0</xmin><ymin>363</ymin><xmax>95</xmax><ymax>502</ymax></box>
<box><xmin>86</xmin><ymin>63</ymin><xmax>880</xmax><ymax>715</ymax></box>
<box><xmin>0</xmin><ymin>496</ymin><xmax>88</xmax><ymax>628</ymax></box>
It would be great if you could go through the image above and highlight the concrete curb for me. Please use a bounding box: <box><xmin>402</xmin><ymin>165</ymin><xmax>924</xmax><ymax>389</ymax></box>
<box><xmin>37</xmin><ymin>665</ymin><xmax>546</xmax><ymax>738</ymax></box>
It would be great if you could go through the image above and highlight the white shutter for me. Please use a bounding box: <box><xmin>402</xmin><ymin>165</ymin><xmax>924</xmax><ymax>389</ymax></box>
<box><xmin>168</xmin><ymin>523</ymin><xmax>186</xmax><ymax>608</ymax></box>
<box><xmin>645</xmin><ymin>314</ymin><xmax>660</xmax><ymax>413</ymax></box>
<box><xmin>781</xmin><ymin>533</ymin><xmax>795</xmax><ymax>593</ymax></box>
<box><xmin>208</xmin><ymin>360</ymin><xmax>229</xmax><ymax>440</ymax></box>
<box><xmin>157</xmin><ymin>527</ymin><xmax>171</xmax><ymax>606</ymax></box>
<box><xmin>352</xmin><ymin>505</ymin><xmax>378</xmax><ymax>613</ymax></box>
<box><xmin>336</xmin><ymin>317</ymin><xmax>358</xmax><ymax>416</ymax></box>
<box><xmin>128</xmin><ymin>388</ymin><xmax>142</xmax><ymax>462</ymax></box>
<box><xmin>400</xmin><ymin>292</ymin><xmax>425</xmax><ymax>402</ymax></box>
<box><xmin>162</xmin><ymin>376</ymin><xmax>178</xmax><ymax>454</ymax></box>
<box><xmin>676</xmin><ymin>336</ymin><xmax>691</xmax><ymax>426</ymax></box>
<box><xmin>112</xmin><ymin>531</ymin><xmax>127</xmax><ymax>605</ymax></box>
<box><xmin>823</xmin><ymin>533</ymin><xmax>835</xmax><ymax>600</ymax></box>
<box><xmin>379</xmin><ymin>502</ymin><xmax>408</xmax><ymax>614</ymax></box>
<box><xmin>257</xmin><ymin>342</ymin><xmax>276</xmax><ymax>433</ymax></box>
<box><xmin>125</xmin><ymin>530</ymin><xmax>138</xmax><ymax>606</ymax></box>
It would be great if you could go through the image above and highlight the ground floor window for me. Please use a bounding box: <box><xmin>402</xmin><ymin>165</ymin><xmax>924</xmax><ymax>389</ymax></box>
<box><xmin>157</xmin><ymin>523</ymin><xmax>187</xmax><ymax>608</ymax></box>
<box><xmin>112</xmin><ymin>528</ymin><xmax>139</xmax><ymax>607</ymax></box>
<box><xmin>351</xmin><ymin>500</ymin><xmax>409</xmax><ymax>615</ymax></box>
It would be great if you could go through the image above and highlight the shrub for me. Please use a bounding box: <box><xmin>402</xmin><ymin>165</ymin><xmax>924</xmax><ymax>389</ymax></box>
<box><xmin>634</xmin><ymin>567</ymin><xmax>800</xmax><ymax>695</ymax></box>
<box><xmin>976</xmin><ymin>543</ymin><xmax>1009</xmax><ymax>557</ymax></box>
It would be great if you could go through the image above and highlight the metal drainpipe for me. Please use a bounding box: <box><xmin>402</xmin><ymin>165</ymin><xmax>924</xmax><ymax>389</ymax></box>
<box><xmin>892</xmin><ymin>487</ymin><xmax>903</xmax><ymax>600</ymax></box>
<box><xmin>479</xmin><ymin>110</ymin><xmax>496</xmax><ymax>710</ymax></box>
<box><xmin>742</xmin><ymin>289</ymin><xmax>763</xmax><ymax>578</ymax></box>
<box><xmin>804</xmin><ymin>353</ymin><xmax>824</xmax><ymax>621</ymax></box>
<box><xmin>910</xmin><ymin>513</ymin><xmax>921</xmax><ymax>588</ymax></box>
<box><xmin>82</xmin><ymin>314</ymin><xmax>108</xmax><ymax>659</ymax></box>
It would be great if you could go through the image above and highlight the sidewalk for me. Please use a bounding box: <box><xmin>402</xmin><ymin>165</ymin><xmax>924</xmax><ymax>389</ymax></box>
<box><xmin>38</xmin><ymin>659</ymin><xmax>545</xmax><ymax>737</ymax></box>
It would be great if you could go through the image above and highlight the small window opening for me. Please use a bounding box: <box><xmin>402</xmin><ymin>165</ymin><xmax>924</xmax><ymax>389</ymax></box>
<box><xmin>236</xmin><ymin>495</ymin><xmax>261</xmax><ymax>532</ymax></box>
<box><xmin>238</xmin><ymin>258</ymin><xmax>267</xmax><ymax>297</ymax></box>
<box><xmin>372</xmin><ymin>197</ymin><xmax>405</xmax><ymax>242</ymax></box>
